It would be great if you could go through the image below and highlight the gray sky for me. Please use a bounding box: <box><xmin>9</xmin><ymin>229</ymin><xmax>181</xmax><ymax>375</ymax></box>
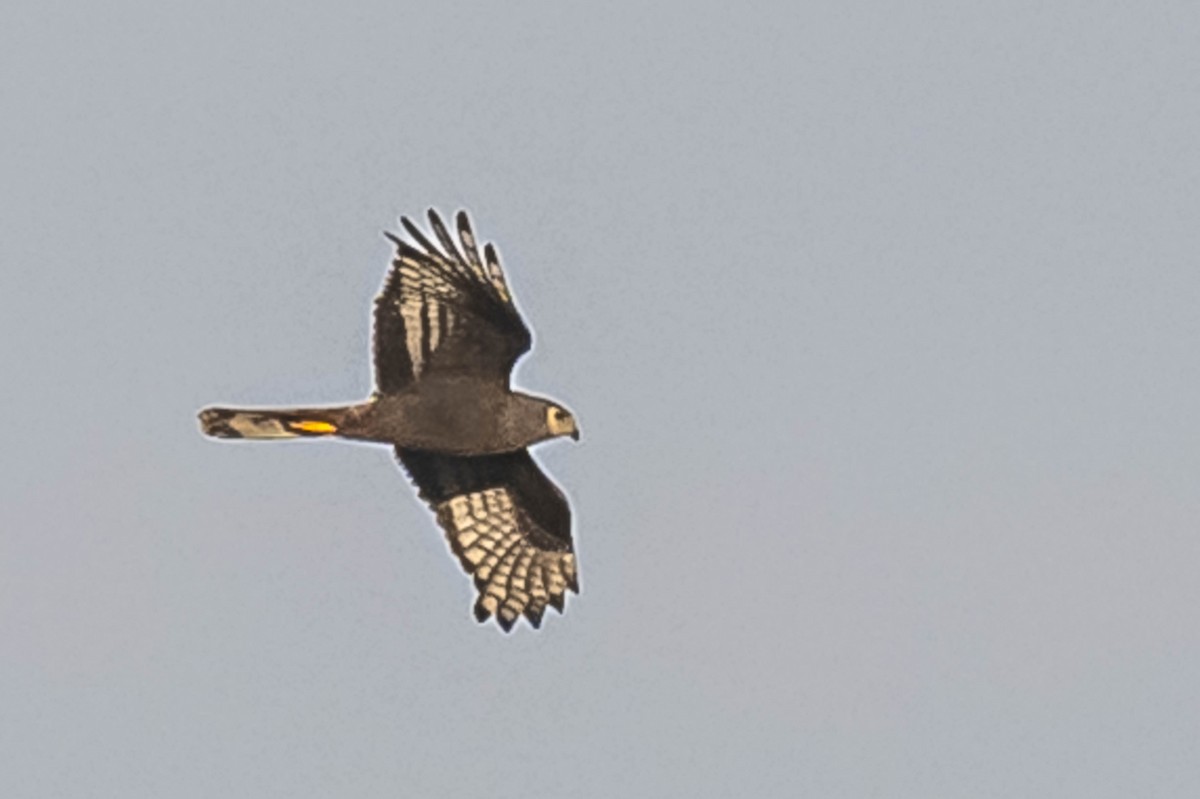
<box><xmin>3</xmin><ymin>2</ymin><xmax>1198</xmax><ymax>796</ymax></box>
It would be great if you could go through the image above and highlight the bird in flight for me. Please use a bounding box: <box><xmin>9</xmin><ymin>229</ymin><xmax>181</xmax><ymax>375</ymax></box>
<box><xmin>198</xmin><ymin>209</ymin><xmax>580</xmax><ymax>632</ymax></box>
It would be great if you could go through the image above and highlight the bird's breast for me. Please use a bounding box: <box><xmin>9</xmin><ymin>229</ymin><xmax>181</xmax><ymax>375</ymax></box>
<box><xmin>357</xmin><ymin>386</ymin><xmax>518</xmax><ymax>454</ymax></box>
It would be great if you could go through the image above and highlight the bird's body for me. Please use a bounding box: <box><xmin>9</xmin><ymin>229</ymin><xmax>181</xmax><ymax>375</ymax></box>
<box><xmin>198</xmin><ymin>209</ymin><xmax>580</xmax><ymax>631</ymax></box>
<box><xmin>360</xmin><ymin>380</ymin><xmax>567</xmax><ymax>454</ymax></box>
<box><xmin>202</xmin><ymin>380</ymin><xmax>565</xmax><ymax>454</ymax></box>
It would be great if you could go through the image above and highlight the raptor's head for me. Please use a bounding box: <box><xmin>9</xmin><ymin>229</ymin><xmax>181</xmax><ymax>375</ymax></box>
<box><xmin>546</xmin><ymin>404</ymin><xmax>580</xmax><ymax>442</ymax></box>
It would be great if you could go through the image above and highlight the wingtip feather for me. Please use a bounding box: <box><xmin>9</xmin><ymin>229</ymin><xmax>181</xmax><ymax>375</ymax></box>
<box><xmin>474</xmin><ymin>601</ymin><xmax>492</xmax><ymax>624</ymax></box>
<box><xmin>400</xmin><ymin>216</ymin><xmax>439</xmax><ymax>255</ymax></box>
<box><xmin>427</xmin><ymin>208</ymin><xmax>465</xmax><ymax>261</ymax></box>
<box><xmin>426</xmin><ymin>208</ymin><xmax>449</xmax><ymax>240</ymax></box>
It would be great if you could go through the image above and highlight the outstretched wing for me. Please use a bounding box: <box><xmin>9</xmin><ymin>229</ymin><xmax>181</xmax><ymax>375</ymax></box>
<box><xmin>374</xmin><ymin>209</ymin><xmax>531</xmax><ymax>394</ymax></box>
<box><xmin>397</xmin><ymin>448</ymin><xmax>578</xmax><ymax>632</ymax></box>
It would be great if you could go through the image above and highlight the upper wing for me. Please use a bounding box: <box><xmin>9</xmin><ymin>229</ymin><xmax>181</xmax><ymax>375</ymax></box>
<box><xmin>374</xmin><ymin>209</ymin><xmax>531</xmax><ymax>393</ymax></box>
<box><xmin>396</xmin><ymin>447</ymin><xmax>578</xmax><ymax>632</ymax></box>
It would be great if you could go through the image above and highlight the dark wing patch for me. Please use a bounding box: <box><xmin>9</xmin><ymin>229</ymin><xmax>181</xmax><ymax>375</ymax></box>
<box><xmin>397</xmin><ymin>448</ymin><xmax>577</xmax><ymax>632</ymax></box>
<box><xmin>373</xmin><ymin>210</ymin><xmax>531</xmax><ymax>393</ymax></box>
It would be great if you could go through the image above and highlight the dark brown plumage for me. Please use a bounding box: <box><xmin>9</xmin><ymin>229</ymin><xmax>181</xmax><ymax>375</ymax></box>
<box><xmin>198</xmin><ymin>209</ymin><xmax>580</xmax><ymax>631</ymax></box>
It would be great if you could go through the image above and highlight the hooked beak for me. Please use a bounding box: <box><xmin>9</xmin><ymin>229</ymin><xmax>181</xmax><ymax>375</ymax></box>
<box><xmin>570</xmin><ymin>427</ymin><xmax>580</xmax><ymax>442</ymax></box>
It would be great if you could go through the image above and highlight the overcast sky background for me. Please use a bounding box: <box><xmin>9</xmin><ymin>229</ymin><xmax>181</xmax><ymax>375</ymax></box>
<box><xmin>3</xmin><ymin>2</ymin><xmax>1198</xmax><ymax>797</ymax></box>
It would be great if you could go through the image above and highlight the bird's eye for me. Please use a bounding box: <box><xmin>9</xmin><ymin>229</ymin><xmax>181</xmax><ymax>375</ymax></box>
<box><xmin>555</xmin><ymin>409</ymin><xmax>568</xmax><ymax>421</ymax></box>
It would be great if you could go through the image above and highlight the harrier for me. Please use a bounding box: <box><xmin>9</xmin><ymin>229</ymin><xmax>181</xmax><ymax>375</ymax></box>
<box><xmin>198</xmin><ymin>209</ymin><xmax>580</xmax><ymax>632</ymax></box>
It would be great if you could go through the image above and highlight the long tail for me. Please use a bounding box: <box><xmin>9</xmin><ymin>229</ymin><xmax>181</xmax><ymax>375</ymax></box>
<box><xmin>198</xmin><ymin>405</ymin><xmax>352</xmax><ymax>440</ymax></box>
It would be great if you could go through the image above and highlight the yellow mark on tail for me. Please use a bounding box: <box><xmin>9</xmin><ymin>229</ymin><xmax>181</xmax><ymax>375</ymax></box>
<box><xmin>288</xmin><ymin>420</ymin><xmax>338</xmax><ymax>434</ymax></box>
